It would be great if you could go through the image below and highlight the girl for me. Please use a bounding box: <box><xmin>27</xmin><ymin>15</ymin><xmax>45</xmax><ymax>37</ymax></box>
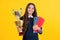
<box><xmin>18</xmin><ymin>3</ymin><xmax>42</xmax><ymax>40</ymax></box>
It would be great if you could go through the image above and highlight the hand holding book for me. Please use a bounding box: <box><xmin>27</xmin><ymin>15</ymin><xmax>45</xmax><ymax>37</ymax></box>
<box><xmin>33</xmin><ymin>16</ymin><xmax>45</xmax><ymax>33</ymax></box>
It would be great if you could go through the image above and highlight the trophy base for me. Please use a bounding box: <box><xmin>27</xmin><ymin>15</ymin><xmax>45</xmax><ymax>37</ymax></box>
<box><xmin>19</xmin><ymin>32</ymin><xmax>24</xmax><ymax>36</ymax></box>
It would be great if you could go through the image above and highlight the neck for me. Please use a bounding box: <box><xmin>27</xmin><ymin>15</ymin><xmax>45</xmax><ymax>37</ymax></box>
<box><xmin>28</xmin><ymin>14</ymin><xmax>32</xmax><ymax>16</ymax></box>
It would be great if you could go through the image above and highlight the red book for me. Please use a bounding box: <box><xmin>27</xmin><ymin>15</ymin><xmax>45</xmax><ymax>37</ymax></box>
<box><xmin>34</xmin><ymin>17</ymin><xmax>45</xmax><ymax>32</ymax></box>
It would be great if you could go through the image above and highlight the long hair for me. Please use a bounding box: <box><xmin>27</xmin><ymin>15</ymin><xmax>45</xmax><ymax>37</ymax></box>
<box><xmin>20</xmin><ymin>3</ymin><xmax>37</xmax><ymax>33</ymax></box>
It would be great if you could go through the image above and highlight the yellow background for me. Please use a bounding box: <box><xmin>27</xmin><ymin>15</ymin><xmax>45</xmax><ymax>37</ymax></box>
<box><xmin>0</xmin><ymin>0</ymin><xmax>60</xmax><ymax>40</ymax></box>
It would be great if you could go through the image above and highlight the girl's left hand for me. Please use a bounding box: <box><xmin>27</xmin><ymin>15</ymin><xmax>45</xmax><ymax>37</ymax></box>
<box><xmin>33</xmin><ymin>25</ymin><xmax>40</xmax><ymax>31</ymax></box>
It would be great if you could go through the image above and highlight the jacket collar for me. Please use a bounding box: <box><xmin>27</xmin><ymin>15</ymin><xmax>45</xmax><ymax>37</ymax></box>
<box><xmin>28</xmin><ymin>15</ymin><xmax>33</xmax><ymax>18</ymax></box>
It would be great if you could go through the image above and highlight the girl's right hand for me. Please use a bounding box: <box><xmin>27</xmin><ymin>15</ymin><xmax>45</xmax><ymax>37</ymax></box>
<box><xmin>17</xmin><ymin>26</ymin><xmax>24</xmax><ymax>36</ymax></box>
<box><xmin>17</xmin><ymin>26</ymin><xmax>23</xmax><ymax>32</ymax></box>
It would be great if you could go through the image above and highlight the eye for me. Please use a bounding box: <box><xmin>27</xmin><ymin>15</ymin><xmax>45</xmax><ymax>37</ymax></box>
<box><xmin>32</xmin><ymin>7</ymin><xmax>34</xmax><ymax>9</ymax></box>
<box><xmin>28</xmin><ymin>6</ymin><xmax>31</xmax><ymax>9</ymax></box>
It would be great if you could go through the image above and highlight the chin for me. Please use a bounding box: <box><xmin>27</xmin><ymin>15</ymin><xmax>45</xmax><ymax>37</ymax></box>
<box><xmin>28</xmin><ymin>12</ymin><xmax>33</xmax><ymax>14</ymax></box>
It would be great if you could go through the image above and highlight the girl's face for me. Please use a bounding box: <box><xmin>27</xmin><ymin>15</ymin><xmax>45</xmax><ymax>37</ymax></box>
<box><xmin>27</xmin><ymin>5</ymin><xmax>34</xmax><ymax>15</ymax></box>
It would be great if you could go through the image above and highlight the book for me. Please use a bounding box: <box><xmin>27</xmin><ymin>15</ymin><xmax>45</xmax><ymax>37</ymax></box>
<box><xmin>33</xmin><ymin>16</ymin><xmax>45</xmax><ymax>33</ymax></box>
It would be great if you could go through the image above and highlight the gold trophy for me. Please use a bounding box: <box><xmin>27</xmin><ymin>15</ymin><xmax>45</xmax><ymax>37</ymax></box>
<box><xmin>12</xmin><ymin>8</ymin><xmax>23</xmax><ymax>36</ymax></box>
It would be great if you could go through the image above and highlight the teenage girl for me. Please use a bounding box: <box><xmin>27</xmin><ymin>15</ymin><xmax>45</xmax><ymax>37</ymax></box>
<box><xmin>18</xmin><ymin>3</ymin><xmax>42</xmax><ymax>40</ymax></box>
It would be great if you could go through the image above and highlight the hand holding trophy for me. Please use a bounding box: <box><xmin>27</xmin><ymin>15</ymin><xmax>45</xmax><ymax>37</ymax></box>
<box><xmin>12</xmin><ymin>8</ymin><xmax>23</xmax><ymax>36</ymax></box>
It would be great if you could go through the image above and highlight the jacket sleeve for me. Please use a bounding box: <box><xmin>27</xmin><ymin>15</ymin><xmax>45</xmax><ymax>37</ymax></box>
<box><xmin>38</xmin><ymin>27</ymin><xmax>43</xmax><ymax>34</ymax></box>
